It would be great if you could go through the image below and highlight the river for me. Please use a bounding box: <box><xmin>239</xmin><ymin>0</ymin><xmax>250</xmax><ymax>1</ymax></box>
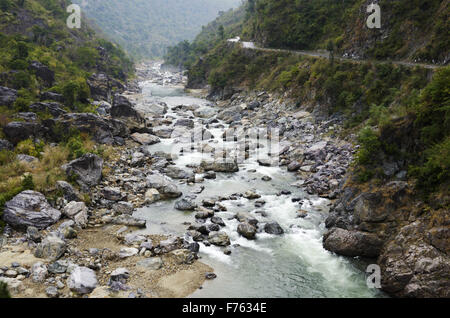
<box><xmin>132</xmin><ymin>62</ymin><xmax>384</xmax><ymax>298</ymax></box>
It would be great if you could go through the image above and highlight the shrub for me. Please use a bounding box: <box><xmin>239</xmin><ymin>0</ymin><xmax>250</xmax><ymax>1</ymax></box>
<box><xmin>15</xmin><ymin>139</ymin><xmax>39</xmax><ymax>157</ymax></box>
<box><xmin>66</xmin><ymin>134</ymin><xmax>87</xmax><ymax>160</ymax></box>
<box><xmin>13</xmin><ymin>97</ymin><xmax>31</xmax><ymax>112</ymax></box>
<box><xmin>0</xmin><ymin>282</ymin><xmax>10</xmax><ymax>298</ymax></box>
<box><xmin>356</xmin><ymin>127</ymin><xmax>381</xmax><ymax>166</ymax></box>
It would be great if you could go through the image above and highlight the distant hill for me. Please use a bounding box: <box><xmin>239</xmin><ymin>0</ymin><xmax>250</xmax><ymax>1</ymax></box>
<box><xmin>72</xmin><ymin>0</ymin><xmax>242</xmax><ymax>59</ymax></box>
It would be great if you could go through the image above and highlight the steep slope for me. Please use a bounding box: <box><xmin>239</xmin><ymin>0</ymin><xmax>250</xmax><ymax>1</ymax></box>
<box><xmin>72</xmin><ymin>0</ymin><xmax>241</xmax><ymax>58</ymax></box>
<box><xmin>164</xmin><ymin>0</ymin><xmax>450</xmax><ymax>297</ymax></box>
<box><xmin>245</xmin><ymin>0</ymin><xmax>449</xmax><ymax>64</ymax></box>
<box><xmin>0</xmin><ymin>0</ymin><xmax>134</xmax><ymax>231</ymax></box>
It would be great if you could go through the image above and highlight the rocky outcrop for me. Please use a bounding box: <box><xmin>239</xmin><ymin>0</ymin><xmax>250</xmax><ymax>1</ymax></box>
<box><xmin>3</xmin><ymin>191</ymin><xmax>61</xmax><ymax>230</ymax></box>
<box><xmin>0</xmin><ymin>86</ymin><xmax>17</xmax><ymax>107</ymax></box>
<box><xmin>40</xmin><ymin>91</ymin><xmax>64</xmax><ymax>103</ymax></box>
<box><xmin>324</xmin><ymin>179</ymin><xmax>450</xmax><ymax>297</ymax></box>
<box><xmin>29</xmin><ymin>102</ymin><xmax>66</xmax><ymax>117</ymax></box>
<box><xmin>87</xmin><ymin>73</ymin><xmax>125</xmax><ymax>102</ymax></box>
<box><xmin>62</xmin><ymin>153</ymin><xmax>103</xmax><ymax>190</ymax></box>
<box><xmin>28</xmin><ymin>61</ymin><xmax>54</xmax><ymax>87</ymax></box>
<box><xmin>323</xmin><ymin>228</ymin><xmax>383</xmax><ymax>258</ymax></box>
<box><xmin>3</xmin><ymin>121</ymin><xmax>44</xmax><ymax>144</ymax></box>
<box><xmin>44</xmin><ymin>113</ymin><xmax>129</xmax><ymax>145</ymax></box>
<box><xmin>111</xmin><ymin>94</ymin><xmax>144</xmax><ymax>124</ymax></box>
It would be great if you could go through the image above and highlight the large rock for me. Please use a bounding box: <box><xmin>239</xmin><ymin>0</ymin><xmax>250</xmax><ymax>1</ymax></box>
<box><xmin>264</xmin><ymin>222</ymin><xmax>284</xmax><ymax>235</ymax></box>
<box><xmin>208</xmin><ymin>231</ymin><xmax>231</xmax><ymax>246</ymax></box>
<box><xmin>146</xmin><ymin>172</ymin><xmax>182</xmax><ymax>198</ymax></box>
<box><xmin>28</xmin><ymin>61</ymin><xmax>54</xmax><ymax>87</ymax></box>
<box><xmin>131</xmin><ymin>132</ymin><xmax>160</xmax><ymax>145</ymax></box>
<box><xmin>87</xmin><ymin>73</ymin><xmax>110</xmax><ymax>102</ymax></box>
<box><xmin>3</xmin><ymin>122</ymin><xmax>43</xmax><ymax>144</ymax></box>
<box><xmin>29</xmin><ymin>102</ymin><xmax>66</xmax><ymax>117</ymax></box>
<box><xmin>323</xmin><ymin>228</ymin><xmax>383</xmax><ymax>258</ymax></box>
<box><xmin>0</xmin><ymin>86</ymin><xmax>17</xmax><ymax>107</ymax></box>
<box><xmin>111</xmin><ymin>94</ymin><xmax>143</xmax><ymax>122</ymax></box>
<box><xmin>102</xmin><ymin>187</ymin><xmax>123</xmax><ymax>202</ymax></box>
<box><xmin>200</xmin><ymin>160</ymin><xmax>239</xmax><ymax>173</ymax></box>
<box><xmin>62</xmin><ymin>153</ymin><xmax>103</xmax><ymax>189</ymax></box>
<box><xmin>164</xmin><ymin>166</ymin><xmax>194</xmax><ymax>180</ymax></box>
<box><xmin>237</xmin><ymin>222</ymin><xmax>257</xmax><ymax>240</ymax></box>
<box><xmin>174</xmin><ymin>197</ymin><xmax>197</xmax><ymax>211</ymax></box>
<box><xmin>34</xmin><ymin>235</ymin><xmax>67</xmax><ymax>261</ymax></box>
<box><xmin>378</xmin><ymin>220</ymin><xmax>450</xmax><ymax>298</ymax></box>
<box><xmin>3</xmin><ymin>190</ymin><xmax>61</xmax><ymax>230</ymax></box>
<box><xmin>46</xmin><ymin>113</ymin><xmax>129</xmax><ymax>145</ymax></box>
<box><xmin>63</xmin><ymin>201</ymin><xmax>88</xmax><ymax>227</ymax></box>
<box><xmin>68</xmin><ymin>266</ymin><xmax>98</xmax><ymax>294</ymax></box>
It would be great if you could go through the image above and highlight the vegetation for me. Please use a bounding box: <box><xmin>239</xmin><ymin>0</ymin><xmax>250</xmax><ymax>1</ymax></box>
<box><xmin>0</xmin><ymin>282</ymin><xmax>10</xmax><ymax>298</ymax></box>
<box><xmin>164</xmin><ymin>0</ymin><xmax>448</xmax><ymax>201</ymax></box>
<box><xmin>72</xmin><ymin>0</ymin><xmax>241</xmax><ymax>59</ymax></box>
<box><xmin>0</xmin><ymin>0</ymin><xmax>132</xmax><ymax>231</ymax></box>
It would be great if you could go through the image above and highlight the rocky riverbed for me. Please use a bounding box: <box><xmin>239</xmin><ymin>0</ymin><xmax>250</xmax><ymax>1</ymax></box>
<box><xmin>0</xmin><ymin>61</ymin><xmax>384</xmax><ymax>298</ymax></box>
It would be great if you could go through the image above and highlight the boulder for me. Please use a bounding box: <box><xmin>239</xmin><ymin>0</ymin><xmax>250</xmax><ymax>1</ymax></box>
<box><xmin>119</xmin><ymin>248</ymin><xmax>139</xmax><ymax>259</ymax></box>
<box><xmin>164</xmin><ymin>166</ymin><xmax>194</xmax><ymax>180</ymax></box>
<box><xmin>47</xmin><ymin>113</ymin><xmax>129</xmax><ymax>145</ymax></box>
<box><xmin>102</xmin><ymin>187</ymin><xmax>123</xmax><ymax>202</ymax></box>
<box><xmin>110</xmin><ymin>215</ymin><xmax>146</xmax><ymax>228</ymax></box>
<box><xmin>3</xmin><ymin>122</ymin><xmax>43</xmax><ymax>144</ymax></box>
<box><xmin>62</xmin><ymin>153</ymin><xmax>103</xmax><ymax>189</ymax></box>
<box><xmin>31</xmin><ymin>262</ymin><xmax>48</xmax><ymax>283</ymax></box>
<box><xmin>111</xmin><ymin>94</ymin><xmax>143</xmax><ymax>123</ymax></box>
<box><xmin>144</xmin><ymin>188</ymin><xmax>161</xmax><ymax>204</ymax></box>
<box><xmin>112</xmin><ymin>201</ymin><xmax>134</xmax><ymax>215</ymax></box>
<box><xmin>174</xmin><ymin>198</ymin><xmax>197</xmax><ymax>211</ymax></box>
<box><xmin>29</xmin><ymin>102</ymin><xmax>66</xmax><ymax>117</ymax></box>
<box><xmin>146</xmin><ymin>173</ymin><xmax>182</xmax><ymax>198</ymax></box>
<box><xmin>131</xmin><ymin>133</ymin><xmax>160</xmax><ymax>145</ymax></box>
<box><xmin>68</xmin><ymin>266</ymin><xmax>98</xmax><ymax>295</ymax></box>
<box><xmin>63</xmin><ymin>201</ymin><xmax>88</xmax><ymax>227</ymax></box>
<box><xmin>34</xmin><ymin>235</ymin><xmax>67</xmax><ymax>261</ymax></box>
<box><xmin>287</xmin><ymin>161</ymin><xmax>302</xmax><ymax>172</ymax></box>
<box><xmin>0</xmin><ymin>86</ymin><xmax>17</xmax><ymax>107</ymax></box>
<box><xmin>208</xmin><ymin>231</ymin><xmax>231</xmax><ymax>246</ymax></box>
<box><xmin>3</xmin><ymin>190</ymin><xmax>61</xmax><ymax>230</ymax></box>
<box><xmin>323</xmin><ymin>228</ymin><xmax>383</xmax><ymax>258</ymax></box>
<box><xmin>237</xmin><ymin>222</ymin><xmax>257</xmax><ymax>240</ymax></box>
<box><xmin>200</xmin><ymin>160</ymin><xmax>239</xmax><ymax>173</ymax></box>
<box><xmin>264</xmin><ymin>222</ymin><xmax>284</xmax><ymax>235</ymax></box>
<box><xmin>175</xmin><ymin>119</ymin><xmax>194</xmax><ymax>128</ymax></box>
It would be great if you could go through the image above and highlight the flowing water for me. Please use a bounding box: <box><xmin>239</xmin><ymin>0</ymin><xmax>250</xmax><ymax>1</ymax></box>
<box><xmin>133</xmin><ymin>65</ymin><xmax>383</xmax><ymax>298</ymax></box>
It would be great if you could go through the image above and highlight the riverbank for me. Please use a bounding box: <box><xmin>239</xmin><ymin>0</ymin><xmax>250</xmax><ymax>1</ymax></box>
<box><xmin>0</xmin><ymin>61</ymin><xmax>382</xmax><ymax>298</ymax></box>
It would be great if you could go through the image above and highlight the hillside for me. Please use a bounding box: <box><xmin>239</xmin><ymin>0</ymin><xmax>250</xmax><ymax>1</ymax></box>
<box><xmin>243</xmin><ymin>0</ymin><xmax>449</xmax><ymax>64</ymax></box>
<box><xmin>0</xmin><ymin>0</ymin><xmax>133</xmax><ymax>231</ymax></box>
<box><xmin>72</xmin><ymin>0</ymin><xmax>241</xmax><ymax>59</ymax></box>
<box><xmin>164</xmin><ymin>0</ymin><xmax>450</xmax><ymax>298</ymax></box>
